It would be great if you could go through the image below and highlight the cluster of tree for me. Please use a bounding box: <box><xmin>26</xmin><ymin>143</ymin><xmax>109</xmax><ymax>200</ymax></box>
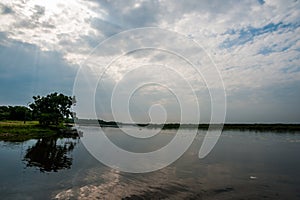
<box><xmin>0</xmin><ymin>106</ymin><xmax>32</xmax><ymax>121</ymax></box>
<box><xmin>29</xmin><ymin>93</ymin><xmax>74</xmax><ymax>126</ymax></box>
<box><xmin>0</xmin><ymin>92</ymin><xmax>74</xmax><ymax>126</ymax></box>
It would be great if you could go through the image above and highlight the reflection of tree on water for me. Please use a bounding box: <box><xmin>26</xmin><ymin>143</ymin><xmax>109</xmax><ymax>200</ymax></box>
<box><xmin>23</xmin><ymin>137</ymin><xmax>78</xmax><ymax>172</ymax></box>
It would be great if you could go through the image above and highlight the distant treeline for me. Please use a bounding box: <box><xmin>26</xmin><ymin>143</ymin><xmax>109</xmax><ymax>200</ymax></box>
<box><xmin>75</xmin><ymin>119</ymin><xmax>118</xmax><ymax>127</ymax></box>
<box><xmin>0</xmin><ymin>106</ymin><xmax>32</xmax><ymax>121</ymax></box>
<box><xmin>141</xmin><ymin>123</ymin><xmax>300</xmax><ymax>131</ymax></box>
<box><xmin>161</xmin><ymin>123</ymin><xmax>300</xmax><ymax>132</ymax></box>
<box><xmin>75</xmin><ymin>119</ymin><xmax>300</xmax><ymax>132</ymax></box>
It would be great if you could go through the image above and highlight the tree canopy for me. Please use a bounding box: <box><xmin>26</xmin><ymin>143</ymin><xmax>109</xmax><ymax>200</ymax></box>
<box><xmin>29</xmin><ymin>93</ymin><xmax>73</xmax><ymax>126</ymax></box>
<box><xmin>0</xmin><ymin>106</ymin><xmax>31</xmax><ymax>121</ymax></box>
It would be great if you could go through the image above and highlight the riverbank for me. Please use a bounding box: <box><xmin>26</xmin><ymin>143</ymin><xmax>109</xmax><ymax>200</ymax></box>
<box><xmin>0</xmin><ymin>121</ymin><xmax>77</xmax><ymax>142</ymax></box>
<box><xmin>161</xmin><ymin>123</ymin><xmax>300</xmax><ymax>132</ymax></box>
<box><xmin>75</xmin><ymin>119</ymin><xmax>300</xmax><ymax>132</ymax></box>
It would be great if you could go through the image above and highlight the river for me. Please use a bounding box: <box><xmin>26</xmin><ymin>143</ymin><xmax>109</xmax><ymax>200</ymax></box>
<box><xmin>0</xmin><ymin>127</ymin><xmax>300</xmax><ymax>199</ymax></box>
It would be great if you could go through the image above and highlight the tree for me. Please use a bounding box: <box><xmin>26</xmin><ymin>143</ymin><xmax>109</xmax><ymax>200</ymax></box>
<box><xmin>29</xmin><ymin>93</ymin><xmax>73</xmax><ymax>126</ymax></box>
<box><xmin>9</xmin><ymin>106</ymin><xmax>32</xmax><ymax>121</ymax></box>
<box><xmin>0</xmin><ymin>105</ymin><xmax>31</xmax><ymax>121</ymax></box>
<box><xmin>0</xmin><ymin>106</ymin><xmax>10</xmax><ymax>120</ymax></box>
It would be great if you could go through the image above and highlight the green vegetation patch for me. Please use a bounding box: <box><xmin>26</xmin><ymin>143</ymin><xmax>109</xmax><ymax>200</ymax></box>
<box><xmin>0</xmin><ymin>121</ymin><xmax>59</xmax><ymax>142</ymax></box>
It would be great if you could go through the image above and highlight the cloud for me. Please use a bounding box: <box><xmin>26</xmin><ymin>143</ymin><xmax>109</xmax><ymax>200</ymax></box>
<box><xmin>0</xmin><ymin>0</ymin><xmax>299</xmax><ymax>122</ymax></box>
<box><xmin>227</xmin><ymin>80</ymin><xmax>300</xmax><ymax>122</ymax></box>
<box><xmin>0</xmin><ymin>3</ymin><xmax>14</xmax><ymax>14</ymax></box>
<box><xmin>0</xmin><ymin>35</ymin><xmax>77</xmax><ymax>105</ymax></box>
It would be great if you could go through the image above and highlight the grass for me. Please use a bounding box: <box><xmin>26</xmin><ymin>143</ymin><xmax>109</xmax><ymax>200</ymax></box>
<box><xmin>0</xmin><ymin>120</ymin><xmax>39</xmax><ymax>126</ymax></box>
<box><xmin>0</xmin><ymin>120</ymin><xmax>63</xmax><ymax>142</ymax></box>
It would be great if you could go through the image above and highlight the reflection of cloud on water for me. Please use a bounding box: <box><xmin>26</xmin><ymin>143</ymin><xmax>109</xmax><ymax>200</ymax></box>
<box><xmin>53</xmin><ymin>130</ymin><xmax>300</xmax><ymax>199</ymax></box>
<box><xmin>53</xmin><ymin>154</ymin><xmax>298</xmax><ymax>199</ymax></box>
<box><xmin>54</xmin><ymin>168</ymin><xmax>120</xmax><ymax>199</ymax></box>
<box><xmin>53</xmin><ymin>162</ymin><xmax>252</xmax><ymax>199</ymax></box>
<box><xmin>54</xmin><ymin>166</ymin><xmax>199</xmax><ymax>199</ymax></box>
<box><xmin>287</xmin><ymin>139</ymin><xmax>300</xmax><ymax>143</ymax></box>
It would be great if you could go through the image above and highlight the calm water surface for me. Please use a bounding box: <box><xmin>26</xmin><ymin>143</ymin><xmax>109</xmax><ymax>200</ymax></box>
<box><xmin>0</xmin><ymin>127</ymin><xmax>300</xmax><ymax>199</ymax></box>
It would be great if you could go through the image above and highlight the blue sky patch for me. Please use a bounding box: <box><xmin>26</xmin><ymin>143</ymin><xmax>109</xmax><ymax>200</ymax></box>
<box><xmin>220</xmin><ymin>22</ymin><xmax>300</xmax><ymax>49</ymax></box>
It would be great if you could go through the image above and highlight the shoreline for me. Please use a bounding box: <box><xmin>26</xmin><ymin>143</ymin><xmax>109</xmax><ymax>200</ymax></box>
<box><xmin>74</xmin><ymin>119</ymin><xmax>300</xmax><ymax>132</ymax></box>
<box><xmin>1</xmin><ymin>120</ymin><xmax>300</xmax><ymax>142</ymax></box>
<box><xmin>0</xmin><ymin>121</ymin><xmax>78</xmax><ymax>142</ymax></box>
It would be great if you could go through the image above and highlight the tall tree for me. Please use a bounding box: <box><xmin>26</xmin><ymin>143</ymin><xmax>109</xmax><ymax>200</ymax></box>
<box><xmin>29</xmin><ymin>93</ymin><xmax>73</xmax><ymax>126</ymax></box>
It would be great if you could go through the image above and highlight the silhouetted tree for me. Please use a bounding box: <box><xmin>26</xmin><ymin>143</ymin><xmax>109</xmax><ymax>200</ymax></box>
<box><xmin>29</xmin><ymin>93</ymin><xmax>73</xmax><ymax>126</ymax></box>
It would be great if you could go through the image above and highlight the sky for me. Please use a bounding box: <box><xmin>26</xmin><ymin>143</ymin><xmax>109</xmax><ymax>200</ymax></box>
<box><xmin>0</xmin><ymin>0</ymin><xmax>299</xmax><ymax>123</ymax></box>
